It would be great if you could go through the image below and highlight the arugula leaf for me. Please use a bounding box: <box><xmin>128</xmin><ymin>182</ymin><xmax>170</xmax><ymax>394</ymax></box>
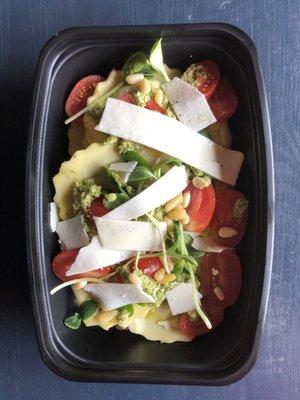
<box><xmin>153</xmin><ymin>157</ymin><xmax>183</xmax><ymax>179</ymax></box>
<box><xmin>122</xmin><ymin>150</ymin><xmax>148</xmax><ymax>167</ymax></box>
<box><xmin>128</xmin><ymin>166</ymin><xmax>156</xmax><ymax>182</ymax></box>
<box><xmin>122</xmin><ymin>52</ymin><xmax>155</xmax><ymax>77</ymax></box>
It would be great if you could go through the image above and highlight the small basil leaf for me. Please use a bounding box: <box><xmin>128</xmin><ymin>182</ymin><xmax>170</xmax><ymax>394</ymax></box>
<box><xmin>122</xmin><ymin>52</ymin><xmax>148</xmax><ymax>77</ymax></box>
<box><xmin>128</xmin><ymin>166</ymin><xmax>156</xmax><ymax>182</ymax></box>
<box><xmin>64</xmin><ymin>313</ymin><xmax>82</xmax><ymax>330</ymax></box>
<box><xmin>198</xmin><ymin>128</ymin><xmax>211</xmax><ymax>139</ymax></box>
<box><xmin>122</xmin><ymin>150</ymin><xmax>148</xmax><ymax>167</ymax></box>
<box><xmin>118</xmin><ymin>304</ymin><xmax>134</xmax><ymax>317</ymax></box>
<box><xmin>103</xmin><ymin>192</ymin><xmax>129</xmax><ymax>209</ymax></box>
<box><xmin>78</xmin><ymin>300</ymin><xmax>97</xmax><ymax>321</ymax></box>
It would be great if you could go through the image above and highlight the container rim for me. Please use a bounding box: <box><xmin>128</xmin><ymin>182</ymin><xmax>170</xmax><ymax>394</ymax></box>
<box><xmin>26</xmin><ymin>22</ymin><xmax>274</xmax><ymax>386</ymax></box>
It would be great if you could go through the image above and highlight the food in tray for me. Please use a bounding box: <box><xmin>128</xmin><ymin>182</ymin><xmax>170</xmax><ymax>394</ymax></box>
<box><xmin>50</xmin><ymin>38</ymin><xmax>249</xmax><ymax>343</ymax></box>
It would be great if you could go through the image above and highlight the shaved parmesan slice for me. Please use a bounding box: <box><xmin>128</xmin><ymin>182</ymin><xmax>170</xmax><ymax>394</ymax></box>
<box><xmin>185</xmin><ymin>231</ymin><xmax>231</xmax><ymax>253</ymax></box>
<box><xmin>56</xmin><ymin>215</ymin><xmax>89</xmax><ymax>250</ymax></box>
<box><xmin>102</xmin><ymin>165</ymin><xmax>188</xmax><ymax>220</ymax></box>
<box><xmin>97</xmin><ymin>98</ymin><xmax>243</xmax><ymax>185</ymax></box>
<box><xmin>166</xmin><ymin>283</ymin><xmax>200</xmax><ymax>315</ymax></box>
<box><xmin>95</xmin><ymin>218</ymin><xmax>167</xmax><ymax>251</ymax></box>
<box><xmin>163</xmin><ymin>77</ymin><xmax>216</xmax><ymax>130</ymax></box>
<box><xmin>84</xmin><ymin>282</ymin><xmax>154</xmax><ymax>311</ymax></box>
<box><xmin>49</xmin><ymin>202</ymin><xmax>59</xmax><ymax>232</ymax></box>
<box><xmin>129</xmin><ymin>318</ymin><xmax>191</xmax><ymax>343</ymax></box>
<box><xmin>109</xmin><ymin>161</ymin><xmax>138</xmax><ymax>183</ymax></box>
<box><xmin>66</xmin><ymin>236</ymin><xmax>134</xmax><ymax>276</ymax></box>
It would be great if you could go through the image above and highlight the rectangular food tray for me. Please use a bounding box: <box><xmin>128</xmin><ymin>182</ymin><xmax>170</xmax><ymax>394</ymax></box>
<box><xmin>26</xmin><ymin>23</ymin><xmax>274</xmax><ymax>385</ymax></box>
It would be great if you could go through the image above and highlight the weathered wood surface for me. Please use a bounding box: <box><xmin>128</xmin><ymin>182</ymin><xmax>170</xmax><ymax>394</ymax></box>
<box><xmin>0</xmin><ymin>0</ymin><xmax>299</xmax><ymax>399</ymax></box>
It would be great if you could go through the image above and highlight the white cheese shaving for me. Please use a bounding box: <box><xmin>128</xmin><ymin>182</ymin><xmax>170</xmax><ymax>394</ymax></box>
<box><xmin>95</xmin><ymin>218</ymin><xmax>167</xmax><ymax>251</ymax></box>
<box><xmin>184</xmin><ymin>231</ymin><xmax>231</xmax><ymax>253</ymax></box>
<box><xmin>49</xmin><ymin>202</ymin><xmax>59</xmax><ymax>232</ymax></box>
<box><xmin>109</xmin><ymin>161</ymin><xmax>138</xmax><ymax>183</ymax></box>
<box><xmin>66</xmin><ymin>236</ymin><xmax>134</xmax><ymax>276</ymax></box>
<box><xmin>56</xmin><ymin>215</ymin><xmax>89</xmax><ymax>250</ymax></box>
<box><xmin>163</xmin><ymin>77</ymin><xmax>216</xmax><ymax>130</ymax></box>
<box><xmin>102</xmin><ymin>165</ymin><xmax>188</xmax><ymax>220</ymax></box>
<box><xmin>166</xmin><ymin>283</ymin><xmax>201</xmax><ymax>315</ymax></box>
<box><xmin>84</xmin><ymin>282</ymin><xmax>154</xmax><ymax>311</ymax></box>
<box><xmin>97</xmin><ymin>98</ymin><xmax>244</xmax><ymax>185</ymax></box>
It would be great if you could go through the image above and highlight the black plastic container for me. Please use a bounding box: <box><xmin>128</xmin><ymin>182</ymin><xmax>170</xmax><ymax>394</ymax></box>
<box><xmin>26</xmin><ymin>24</ymin><xmax>274</xmax><ymax>385</ymax></box>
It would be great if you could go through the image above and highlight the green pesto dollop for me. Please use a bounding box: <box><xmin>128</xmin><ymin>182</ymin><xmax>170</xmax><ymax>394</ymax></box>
<box><xmin>117</xmin><ymin>139</ymin><xmax>141</xmax><ymax>154</ymax></box>
<box><xmin>134</xmin><ymin>269</ymin><xmax>174</xmax><ymax>307</ymax></box>
<box><xmin>103</xmin><ymin>135</ymin><xmax>119</xmax><ymax>146</ymax></box>
<box><xmin>118</xmin><ymin>308</ymin><xmax>131</xmax><ymax>322</ymax></box>
<box><xmin>134</xmin><ymin>91</ymin><xmax>151</xmax><ymax>107</ymax></box>
<box><xmin>73</xmin><ymin>179</ymin><xmax>101</xmax><ymax>215</ymax></box>
<box><xmin>181</xmin><ymin>63</ymin><xmax>203</xmax><ymax>88</ymax></box>
<box><xmin>232</xmin><ymin>197</ymin><xmax>249</xmax><ymax>222</ymax></box>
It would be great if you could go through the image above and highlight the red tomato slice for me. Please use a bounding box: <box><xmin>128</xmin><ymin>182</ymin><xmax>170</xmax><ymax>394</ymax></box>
<box><xmin>208</xmin><ymin>78</ymin><xmax>238</xmax><ymax>122</ymax></box>
<box><xmin>145</xmin><ymin>100</ymin><xmax>166</xmax><ymax>114</ymax></box>
<box><xmin>178</xmin><ymin>299</ymin><xmax>224</xmax><ymax>338</ymax></box>
<box><xmin>198</xmin><ymin>250</ymin><xmax>242</xmax><ymax>308</ymax></box>
<box><xmin>184</xmin><ymin>60</ymin><xmax>220</xmax><ymax>99</ymax></box>
<box><xmin>86</xmin><ymin>196</ymin><xmax>109</xmax><ymax>219</ymax></box>
<box><xmin>118</xmin><ymin>93</ymin><xmax>135</xmax><ymax>104</ymax></box>
<box><xmin>65</xmin><ymin>75</ymin><xmax>103</xmax><ymax>118</ymax></box>
<box><xmin>52</xmin><ymin>249</ymin><xmax>111</xmax><ymax>282</ymax></box>
<box><xmin>137</xmin><ymin>257</ymin><xmax>163</xmax><ymax>277</ymax></box>
<box><xmin>210</xmin><ymin>188</ymin><xmax>249</xmax><ymax>247</ymax></box>
<box><xmin>184</xmin><ymin>182</ymin><xmax>216</xmax><ymax>232</ymax></box>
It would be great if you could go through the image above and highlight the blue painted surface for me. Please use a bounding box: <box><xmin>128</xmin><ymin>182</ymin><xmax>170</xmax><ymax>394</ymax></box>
<box><xmin>0</xmin><ymin>0</ymin><xmax>299</xmax><ymax>399</ymax></box>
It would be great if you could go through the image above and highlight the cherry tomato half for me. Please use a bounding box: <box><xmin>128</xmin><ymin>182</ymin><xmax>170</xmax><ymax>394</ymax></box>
<box><xmin>184</xmin><ymin>182</ymin><xmax>216</xmax><ymax>233</ymax></box>
<box><xmin>178</xmin><ymin>299</ymin><xmax>224</xmax><ymax>338</ymax></box>
<box><xmin>198</xmin><ymin>250</ymin><xmax>242</xmax><ymax>308</ymax></box>
<box><xmin>137</xmin><ymin>257</ymin><xmax>163</xmax><ymax>278</ymax></box>
<box><xmin>208</xmin><ymin>78</ymin><xmax>238</xmax><ymax>122</ymax></box>
<box><xmin>145</xmin><ymin>100</ymin><xmax>166</xmax><ymax>114</ymax></box>
<box><xmin>65</xmin><ymin>75</ymin><xmax>103</xmax><ymax>118</ymax></box>
<box><xmin>118</xmin><ymin>93</ymin><xmax>135</xmax><ymax>104</ymax></box>
<box><xmin>52</xmin><ymin>249</ymin><xmax>112</xmax><ymax>282</ymax></box>
<box><xmin>210</xmin><ymin>188</ymin><xmax>249</xmax><ymax>247</ymax></box>
<box><xmin>86</xmin><ymin>196</ymin><xmax>109</xmax><ymax>219</ymax></box>
<box><xmin>184</xmin><ymin>60</ymin><xmax>220</xmax><ymax>99</ymax></box>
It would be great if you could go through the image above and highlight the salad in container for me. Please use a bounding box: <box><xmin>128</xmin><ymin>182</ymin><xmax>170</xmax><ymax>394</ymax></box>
<box><xmin>50</xmin><ymin>38</ymin><xmax>248</xmax><ymax>343</ymax></box>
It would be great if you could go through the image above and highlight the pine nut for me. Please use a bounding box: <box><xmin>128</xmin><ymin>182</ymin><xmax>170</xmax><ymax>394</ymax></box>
<box><xmin>128</xmin><ymin>272</ymin><xmax>142</xmax><ymax>286</ymax></box>
<box><xmin>126</xmin><ymin>73</ymin><xmax>144</xmax><ymax>85</ymax></box>
<box><xmin>180</xmin><ymin>213</ymin><xmax>190</xmax><ymax>225</ymax></box>
<box><xmin>214</xmin><ymin>286</ymin><xmax>225</xmax><ymax>301</ymax></box>
<box><xmin>164</xmin><ymin>194</ymin><xmax>183</xmax><ymax>213</ymax></box>
<box><xmin>154</xmin><ymin>268</ymin><xmax>166</xmax><ymax>283</ymax></box>
<box><xmin>139</xmin><ymin>78</ymin><xmax>151</xmax><ymax>94</ymax></box>
<box><xmin>163</xmin><ymin>216</ymin><xmax>174</xmax><ymax>231</ymax></box>
<box><xmin>182</xmin><ymin>191</ymin><xmax>191</xmax><ymax>208</ymax></box>
<box><xmin>167</xmin><ymin>206</ymin><xmax>187</xmax><ymax>221</ymax></box>
<box><xmin>212</xmin><ymin>268</ymin><xmax>219</xmax><ymax>276</ymax></box>
<box><xmin>154</xmin><ymin>89</ymin><xmax>163</xmax><ymax>105</ymax></box>
<box><xmin>192</xmin><ymin>176</ymin><xmax>210</xmax><ymax>189</ymax></box>
<box><xmin>161</xmin><ymin>273</ymin><xmax>176</xmax><ymax>285</ymax></box>
<box><xmin>218</xmin><ymin>227</ymin><xmax>238</xmax><ymax>238</ymax></box>
<box><xmin>73</xmin><ymin>280</ymin><xmax>87</xmax><ymax>290</ymax></box>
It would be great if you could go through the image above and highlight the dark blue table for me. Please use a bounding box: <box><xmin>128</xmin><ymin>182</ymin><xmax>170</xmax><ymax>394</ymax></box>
<box><xmin>1</xmin><ymin>1</ymin><xmax>299</xmax><ymax>399</ymax></box>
